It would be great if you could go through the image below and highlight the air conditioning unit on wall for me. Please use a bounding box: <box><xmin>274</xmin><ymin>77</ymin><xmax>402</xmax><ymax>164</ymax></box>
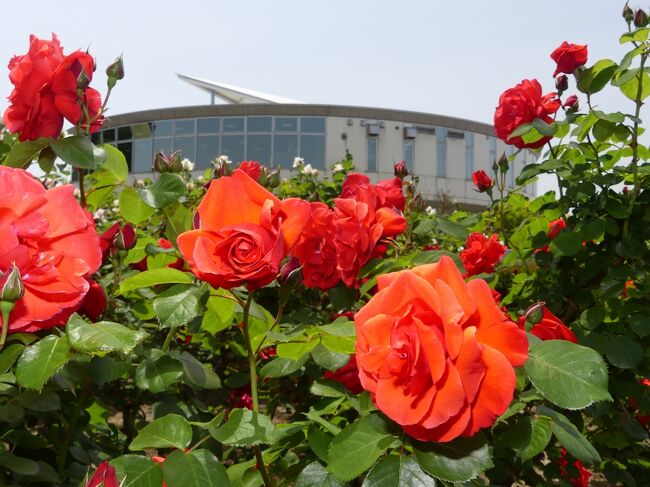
<box><xmin>367</xmin><ymin>124</ymin><xmax>380</xmax><ymax>136</ymax></box>
<box><xmin>403</xmin><ymin>127</ymin><xmax>417</xmax><ymax>139</ymax></box>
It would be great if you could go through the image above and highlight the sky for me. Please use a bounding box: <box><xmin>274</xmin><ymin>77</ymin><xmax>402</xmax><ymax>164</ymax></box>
<box><xmin>0</xmin><ymin>0</ymin><xmax>636</xmax><ymax>192</ymax></box>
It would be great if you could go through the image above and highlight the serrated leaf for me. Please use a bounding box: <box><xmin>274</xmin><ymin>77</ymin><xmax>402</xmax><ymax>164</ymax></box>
<box><xmin>50</xmin><ymin>135</ymin><xmax>106</xmax><ymax>169</ymax></box>
<box><xmin>577</xmin><ymin>59</ymin><xmax>617</xmax><ymax>94</ymax></box>
<box><xmin>259</xmin><ymin>355</ymin><xmax>308</xmax><ymax>378</ymax></box>
<box><xmin>119</xmin><ymin>268</ymin><xmax>193</xmax><ymax>294</ymax></box>
<box><xmin>66</xmin><ymin>314</ymin><xmax>147</xmax><ymax>354</ymax></box>
<box><xmin>502</xmin><ymin>416</ymin><xmax>552</xmax><ymax>462</ymax></box>
<box><xmin>311</xmin><ymin>344</ymin><xmax>350</xmax><ymax>371</ymax></box>
<box><xmin>0</xmin><ymin>452</ymin><xmax>40</xmax><ymax>475</ymax></box>
<box><xmin>139</xmin><ymin>173</ymin><xmax>186</xmax><ymax>208</ymax></box>
<box><xmin>120</xmin><ymin>186</ymin><xmax>155</xmax><ymax>224</ymax></box>
<box><xmin>277</xmin><ymin>338</ymin><xmax>320</xmax><ymax>360</ymax></box>
<box><xmin>15</xmin><ymin>335</ymin><xmax>71</xmax><ymax>390</ymax></box>
<box><xmin>130</xmin><ymin>414</ymin><xmax>192</xmax><ymax>450</ymax></box>
<box><xmin>172</xmin><ymin>351</ymin><xmax>221</xmax><ymax>389</ymax></box>
<box><xmin>0</xmin><ymin>343</ymin><xmax>24</xmax><ymax>375</ymax></box>
<box><xmin>308</xmin><ymin>427</ymin><xmax>334</xmax><ymax>462</ymax></box>
<box><xmin>603</xmin><ymin>334</ymin><xmax>643</xmax><ymax>369</ymax></box>
<box><xmin>297</xmin><ymin>462</ymin><xmax>344</xmax><ymax>487</ymax></box>
<box><xmin>549</xmin><ymin>232</ymin><xmax>583</xmax><ymax>256</ymax></box>
<box><xmin>90</xmin><ymin>356</ymin><xmax>131</xmax><ymax>386</ymax></box>
<box><xmin>162</xmin><ymin>449</ymin><xmax>229</xmax><ymax>487</ymax></box>
<box><xmin>3</xmin><ymin>139</ymin><xmax>48</xmax><ymax>168</ymax></box>
<box><xmin>211</xmin><ymin>408</ymin><xmax>277</xmax><ymax>446</ymax></box>
<box><xmin>321</xmin><ymin>334</ymin><xmax>355</xmax><ymax>354</ymax></box>
<box><xmin>110</xmin><ymin>455</ymin><xmax>164</xmax><ymax>487</ymax></box>
<box><xmin>202</xmin><ymin>293</ymin><xmax>236</xmax><ymax>334</ymax></box>
<box><xmin>153</xmin><ymin>284</ymin><xmax>206</xmax><ymax>328</ymax></box>
<box><xmin>537</xmin><ymin>405</ymin><xmax>601</xmax><ymax>464</ymax></box>
<box><xmin>327</xmin><ymin>413</ymin><xmax>397</xmax><ymax>481</ymax></box>
<box><xmin>16</xmin><ymin>390</ymin><xmax>60</xmax><ymax>411</ymax></box>
<box><xmin>436</xmin><ymin>218</ymin><xmax>469</xmax><ymax>240</ymax></box>
<box><xmin>362</xmin><ymin>455</ymin><xmax>434</xmax><ymax>487</ymax></box>
<box><xmin>413</xmin><ymin>433</ymin><xmax>493</xmax><ymax>482</ymax></box>
<box><xmin>135</xmin><ymin>353</ymin><xmax>184</xmax><ymax>393</ymax></box>
<box><xmin>100</xmin><ymin>144</ymin><xmax>129</xmax><ymax>182</ymax></box>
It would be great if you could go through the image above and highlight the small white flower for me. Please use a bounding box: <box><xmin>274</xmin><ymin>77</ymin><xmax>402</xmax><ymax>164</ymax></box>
<box><xmin>186</xmin><ymin>182</ymin><xmax>195</xmax><ymax>191</ymax></box>
<box><xmin>431</xmin><ymin>238</ymin><xmax>438</xmax><ymax>245</ymax></box>
<box><xmin>293</xmin><ymin>157</ymin><xmax>305</xmax><ymax>169</ymax></box>
<box><xmin>197</xmin><ymin>175</ymin><xmax>205</xmax><ymax>182</ymax></box>
<box><xmin>93</xmin><ymin>208</ymin><xmax>106</xmax><ymax>221</ymax></box>
<box><xmin>425</xmin><ymin>206</ymin><xmax>437</xmax><ymax>216</ymax></box>
<box><xmin>212</xmin><ymin>155</ymin><xmax>232</xmax><ymax>167</ymax></box>
<box><xmin>302</xmin><ymin>164</ymin><xmax>319</xmax><ymax>176</ymax></box>
<box><xmin>500</xmin><ymin>240</ymin><xmax>505</xmax><ymax>246</ymax></box>
<box><xmin>112</xmin><ymin>199</ymin><xmax>120</xmax><ymax>208</ymax></box>
<box><xmin>333</xmin><ymin>163</ymin><xmax>344</xmax><ymax>172</ymax></box>
<box><xmin>458</xmin><ymin>246</ymin><xmax>465</xmax><ymax>252</ymax></box>
<box><xmin>181</xmin><ymin>158</ymin><xmax>195</xmax><ymax>171</ymax></box>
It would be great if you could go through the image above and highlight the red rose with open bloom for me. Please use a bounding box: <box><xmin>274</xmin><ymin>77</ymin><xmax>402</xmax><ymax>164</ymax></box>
<box><xmin>340</xmin><ymin>173</ymin><xmax>405</xmax><ymax>212</ymax></box>
<box><xmin>324</xmin><ymin>355</ymin><xmax>364</xmax><ymax>394</ymax></box>
<box><xmin>0</xmin><ymin>167</ymin><xmax>101</xmax><ymax>333</ymax></box>
<box><xmin>177</xmin><ymin>169</ymin><xmax>310</xmax><ymax>290</ymax></box>
<box><xmin>238</xmin><ymin>160</ymin><xmax>263</xmax><ymax>181</ymax></box>
<box><xmin>460</xmin><ymin>233</ymin><xmax>507</xmax><ymax>277</ymax></box>
<box><xmin>472</xmin><ymin>170</ymin><xmax>493</xmax><ymax>193</ymax></box>
<box><xmin>517</xmin><ymin>306</ymin><xmax>577</xmax><ymax>343</ymax></box>
<box><xmin>355</xmin><ymin>256</ymin><xmax>528</xmax><ymax>442</ymax></box>
<box><xmin>494</xmin><ymin>79</ymin><xmax>560</xmax><ymax>149</ymax></box>
<box><xmin>551</xmin><ymin>42</ymin><xmax>588</xmax><ymax>77</ymax></box>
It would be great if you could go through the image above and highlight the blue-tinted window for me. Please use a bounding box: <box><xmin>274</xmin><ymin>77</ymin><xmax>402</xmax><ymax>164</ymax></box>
<box><xmin>154</xmin><ymin>137</ymin><xmax>172</xmax><ymax>155</ymax></box>
<box><xmin>248</xmin><ymin>117</ymin><xmax>272</xmax><ymax>132</ymax></box>
<box><xmin>301</xmin><ymin>117</ymin><xmax>325</xmax><ymax>133</ymax></box>
<box><xmin>153</xmin><ymin>120</ymin><xmax>173</xmax><ymax>137</ymax></box>
<box><xmin>436</xmin><ymin>128</ymin><xmax>447</xmax><ymax>177</ymax></box>
<box><xmin>403</xmin><ymin>140</ymin><xmax>414</xmax><ymax>171</ymax></box>
<box><xmin>132</xmin><ymin>123</ymin><xmax>152</xmax><ymax>139</ymax></box>
<box><xmin>222</xmin><ymin>134</ymin><xmax>245</xmax><ymax>163</ymax></box>
<box><xmin>275</xmin><ymin>117</ymin><xmax>297</xmax><ymax>132</ymax></box>
<box><xmin>133</xmin><ymin>139</ymin><xmax>153</xmax><ymax>172</ymax></box>
<box><xmin>118</xmin><ymin>126</ymin><xmax>132</xmax><ymax>140</ymax></box>
<box><xmin>198</xmin><ymin>117</ymin><xmax>220</xmax><ymax>134</ymax></box>
<box><xmin>465</xmin><ymin>132</ymin><xmax>474</xmax><ymax>179</ymax></box>
<box><xmin>175</xmin><ymin>119</ymin><xmax>195</xmax><ymax>136</ymax></box>
<box><xmin>300</xmin><ymin>135</ymin><xmax>325</xmax><ymax>169</ymax></box>
<box><xmin>174</xmin><ymin>136</ymin><xmax>196</xmax><ymax>162</ymax></box>
<box><xmin>274</xmin><ymin>134</ymin><xmax>298</xmax><ymax>169</ymax></box>
<box><xmin>103</xmin><ymin>129</ymin><xmax>116</xmax><ymax>143</ymax></box>
<box><xmin>223</xmin><ymin>117</ymin><xmax>244</xmax><ymax>132</ymax></box>
<box><xmin>367</xmin><ymin>137</ymin><xmax>377</xmax><ymax>172</ymax></box>
<box><xmin>197</xmin><ymin>135</ymin><xmax>219</xmax><ymax>169</ymax></box>
<box><xmin>247</xmin><ymin>134</ymin><xmax>271</xmax><ymax>164</ymax></box>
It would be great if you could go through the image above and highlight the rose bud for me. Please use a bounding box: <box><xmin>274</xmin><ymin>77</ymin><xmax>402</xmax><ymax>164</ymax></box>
<box><xmin>86</xmin><ymin>460</ymin><xmax>119</xmax><ymax>487</ymax></box>
<box><xmin>524</xmin><ymin>302</ymin><xmax>545</xmax><ymax>327</ymax></box>
<box><xmin>153</xmin><ymin>150</ymin><xmax>183</xmax><ymax>173</ymax></box>
<box><xmin>113</xmin><ymin>223</ymin><xmax>136</xmax><ymax>251</ymax></box>
<box><xmin>193</xmin><ymin>211</ymin><xmax>201</xmax><ymax>229</ymax></box>
<box><xmin>393</xmin><ymin>160</ymin><xmax>409</xmax><ymax>179</ymax></box>
<box><xmin>106</xmin><ymin>56</ymin><xmax>125</xmax><ymax>89</ymax></box>
<box><xmin>498</xmin><ymin>152</ymin><xmax>509</xmax><ymax>173</ymax></box>
<box><xmin>634</xmin><ymin>8</ymin><xmax>648</xmax><ymax>27</ymax></box>
<box><xmin>472</xmin><ymin>170</ymin><xmax>493</xmax><ymax>193</ymax></box>
<box><xmin>0</xmin><ymin>264</ymin><xmax>25</xmax><ymax>304</ymax></box>
<box><xmin>278</xmin><ymin>257</ymin><xmax>302</xmax><ymax>285</ymax></box>
<box><xmin>267</xmin><ymin>169</ymin><xmax>281</xmax><ymax>188</ymax></box>
<box><xmin>77</xmin><ymin>68</ymin><xmax>91</xmax><ymax>90</ymax></box>
<box><xmin>238</xmin><ymin>160</ymin><xmax>262</xmax><ymax>181</ymax></box>
<box><xmin>563</xmin><ymin>95</ymin><xmax>579</xmax><ymax>111</ymax></box>
<box><xmin>555</xmin><ymin>74</ymin><xmax>568</xmax><ymax>93</ymax></box>
<box><xmin>623</xmin><ymin>3</ymin><xmax>634</xmax><ymax>23</ymax></box>
<box><xmin>78</xmin><ymin>279</ymin><xmax>107</xmax><ymax>322</ymax></box>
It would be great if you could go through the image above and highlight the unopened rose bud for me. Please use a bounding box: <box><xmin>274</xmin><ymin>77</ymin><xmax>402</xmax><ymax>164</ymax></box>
<box><xmin>113</xmin><ymin>224</ymin><xmax>136</xmax><ymax>251</ymax></box>
<box><xmin>394</xmin><ymin>160</ymin><xmax>409</xmax><ymax>179</ymax></box>
<box><xmin>524</xmin><ymin>302</ymin><xmax>545</xmax><ymax>326</ymax></box>
<box><xmin>278</xmin><ymin>257</ymin><xmax>302</xmax><ymax>285</ymax></box>
<box><xmin>498</xmin><ymin>152</ymin><xmax>509</xmax><ymax>173</ymax></box>
<box><xmin>0</xmin><ymin>264</ymin><xmax>24</xmax><ymax>304</ymax></box>
<box><xmin>77</xmin><ymin>69</ymin><xmax>90</xmax><ymax>90</ymax></box>
<box><xmin>267</xmin><ymin>170</ymin><xmax>281</xmax><ymax>188</ymax></box>
<box><xmin>106</xmin><ymin>56</ymin><xmax>125</xmax><ymax>89</ymax></box>
<box><xmin>563</xmin><ymin>94</ymin><xmax>579</xmax><ymax>111</ymax></box>
<box><xmin>634</xmin><ymin>8</ymin><xmax>648</xmax><ymax>27</ymax></box>
<box><xmin>623</xmin><ymin>3</ymin><xmax>634</xmax><ymax>23</ymax></box>
<box><xmin>85</xmin><ymin>461</ymin><xmax>119</xmax><ymax>487</ymax></box>
<box><xmin>555</xmin><ymin>74</ymin><xmax>568</xmax><ymax>93</ymax></box>
<box><xmin>153</xmin><ymin>151</ymin><xmax>182</xmax><ymax>173</ymax></box>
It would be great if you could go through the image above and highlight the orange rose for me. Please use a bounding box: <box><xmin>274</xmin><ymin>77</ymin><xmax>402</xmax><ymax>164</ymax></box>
<box><xmin>355</xmin><ymin>256</ymin><xmax>528</xmax><ymax>442</ymax></box>
<box><xmin>0</xmin><ymin>167</ymin><xmax>101</xmax><ymax>332</ymax></box>
<box><xmin>177</xmin><ymin>169</ymin><xmax>310</xmax><ymax>290</ymax></box>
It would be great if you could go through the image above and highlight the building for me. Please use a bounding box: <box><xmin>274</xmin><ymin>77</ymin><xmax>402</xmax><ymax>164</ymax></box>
<box><xmin>95</xmin><ymin>75</ymin><xmax>536</xmax><ymax>207</ymax></box>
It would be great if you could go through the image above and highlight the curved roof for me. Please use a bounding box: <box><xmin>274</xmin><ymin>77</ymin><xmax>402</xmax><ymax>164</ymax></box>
<box><xmin>177</xmin><ymin>74</ymin><xmax>304</xmax><ymax>104</ymax></box>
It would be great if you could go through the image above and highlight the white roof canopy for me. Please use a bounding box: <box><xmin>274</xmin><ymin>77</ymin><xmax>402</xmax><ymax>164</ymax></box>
<box><xmin>177</xmin><ymin>74</ymin><xmax>304</xmax><ymax>105</ymax></box>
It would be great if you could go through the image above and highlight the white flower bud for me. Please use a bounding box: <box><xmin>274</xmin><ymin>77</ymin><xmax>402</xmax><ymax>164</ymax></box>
<box><xmin>333</xmin><ymin>163</ymin><xmax>344</xmax><ymax>172</ymax></box>
<box><xmin>293</xmin><ymin>157</ymin><xmax>305</xmax><ymax>169</ymax></box>
<box><xmin>425</xmin><ymin>206</ymin><xmax>437</xmax><ymax>216</ymax></box>
<box><xmin>181</xmin><ymin>158</ymin><xmax>195</xmax><ymax>171</ymax></box>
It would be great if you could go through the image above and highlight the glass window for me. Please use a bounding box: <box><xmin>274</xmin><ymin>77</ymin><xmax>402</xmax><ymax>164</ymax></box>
<box><xmin>91</xmin><ymin>132</ymin><xmax>102</xmax><ymax>144</ymax></box>
<box><xmin>403</xmin><ymin>140</ymin><xmax>414</xmax><ymax>171</ymax></box>
<box><xmin>247</xmin><ymin>134</ymin><xmax>271</xmax><ymax>164</ymax></box>
<box><xmin>117</xmin><ymin>142</ymin><xmax>132</xmax><ymax>172</ymax></box>
<box><xmin>103</xmin><ymin>129</ymin><xmax>115</xmax><ymax>143</ymax></box>
<box><xmin>465</xmin><ymin>132</ymin><xmax>474</xmax><ymax>180</ymax></box>
<box><xmin>117</xmin><ymin>126</ymin><xmax>132</xmax><ymax>140</ymax></box>
<box><xmin>153</xmin><ymin>120</ymin><xmax>172</xmax><ymax>137</ymax></box>
<box><xmin>223</xmin><ymin>117</ymin><xmax>244</xmax><ymax>132</ymax></box>
<box><xmin>197</xmin><ymin>135</ymin><xmax>219</xmax><ymax>169</ymax></box>
<box><xmin>273</xmin><ymin>134</ymin><xmax>298</xmax><ymax>169</ymax></box>
<box><xmin>301</xmin><ymin>117</ymin><xmax>325</xmax><ymax>133</ymax></box>
<box><xmin>222</xmin><ymin>134</ymin><xmax>245</xmax><ymax>163</ymax></box>
<box><xmin>436</xmin><ymin>128</ymin><xmax>447</xmax><ymax>177</ymax></box>
<box><xmin>153</xmin><ymin>137</ymin><xmax>172</xmax><ymax>155</ymax></box>
<box><xmin>174</xmin><ymin>136</ymin><xmax>196</xmax><ymax>162</ymax></box>
<box><xmin>300</xmin><ymin>135</ymin><xmax>325</xmax><ymax>169</ymax></box>
<box><xmin>247</xmin><ymin>117</ymin><xmax>272</xmax><ymax>132</ymax></box>
<box><xmin>175</xmin><ymin>119</ymin><xmax>195</xmax><ymax>136</ymax></box>
<box><xmin>133</xmin><ymin>139</ymin><xmax>153</xmax><ymax>173</ymax></box>
<box><xmin>198</xmin><ymin>117</ymin><xmax>220</xmax><ymax>134</ymax></box>
<box><xmin>132</xmin><ymin>123</ymin><xmax>153</xmax><ymax>139</ymax></box>
<box><xmin>367</xmin><ymin>137</ymin><xmax>377</xmax><ymax>172</ymax></box>
<box><xmin>275</xmin><ymin>117</ymin><xmax>297</xmax><ymax>132</ymax></box>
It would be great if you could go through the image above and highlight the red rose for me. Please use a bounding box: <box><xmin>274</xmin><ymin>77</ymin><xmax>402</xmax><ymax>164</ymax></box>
<box><xmin>78</xmin><ymin>279</ymin><xmax>107</xmax><ymax>322</ymax></box>
<box><xmin>86</xmin><ymin>461</ymin><xmax>119</xmax><ymax>487</ymax></box>
<box><xmin>340</xmin><ymin>173</ymin><xmax>405</xmax><ymax>212</ymax></box>
<box><xmin>536</xmin><ymin>218</ymin><xmax>566</xmax><ymax>254</ymax></box>
<box><xmin>355</xmin><ymin>256</ymin><xmax>528</xmax><ymax>442</ymax></box>
<box><xmin>324</xmin><ymin>355</ymin><xmax>364</xmax><ymax>394</ymax></box>
<box><xmin>494</xmin><ymin>79</ymin><xmax>560</xmax><ymax>149</ymax></box>
<box><xmin>177</xmin><ymin>169</ymin><xmax>310</xmax><ymax>290</ymax></box>
<box><xmin>559</xmin><ymin>448</ymin><xmax>592</xmax><ymax>487</ymax></box>
<box><xmin>393</xmin><ymin>160</ymin><xmax>408</xmax><ymax>179</ymax></box>
<box><xmin>0</xmin><ymin>167</ymin><xmax>101</xmax><ymax>332</ymax></box>
<box><xmin>238</xmin><ymin>160</ymin><xmax>263</xmax><ymax>181</ymax></box>
<box><xmin>460</xmin><ymin>233</ymin><xmax>507</xmax><ymax>277</ymax></box>
<box><xmin>471</xmin><ymin>170</ymin><xmax>493</xmax><ymax>193</ymax></box>
<box><xmin>551</xmin><ymin>42</ymin><xmax>588</xmax><ymax>77</ymax></box>
<box><xmin>563</xmin><ymin>94</ymin><xmax>579</xmax><ymax>110</ymax></box>
<box><xmin>517</xmin><ymin>306</ymin><xmax>577</xmax><ymax>343</ymax></box>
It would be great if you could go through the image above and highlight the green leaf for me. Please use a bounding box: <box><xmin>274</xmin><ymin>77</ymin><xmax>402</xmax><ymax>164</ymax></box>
<box><xmin>0</xmin><ymin>452</ymin><xmax>40</xmax><ymax>475</ymax></box>
<box><xmin>162</xmin><ymin>449</ymin><xmax>229</xmax><ymax>487</ymax></box>
<box><xmin>130</xmin><ymin>414</ymin><xmax>192</xmax><ymax>450</ymax></box>
<box><xmin>549</xmin><ymin>232</ymin><xmax>583</xmax><ymax>256</ymax></box>
<box><xmin>202</xmin><ymin>293</ymin><xmax>236</xmax><ymax>334</ymax></box>
<box><xmin>620</xmin><ymin>27</ymin><xmax>650</xmax><ymax>44</ymax></box>
<box><xmin>37</xmin><ymin>146</ymin><xmax>56</xmax><ymax>172</ymax></box>
<box><xmin>16</xmin><ymin>390</ymin><xmax>61</xmax><ymax>411</ymax></box>
<box><xmin>525</xmin><ymin>340</ymin><xmax>611</xmax><ymax>409</ymax></box>
<box><xmin>15</xmin><ymin>335</ymin><xmax>72</xmax><ymax>390</ymax></box>
<box><xmin>135</xmin><ymin>353</ymin><xmax>184</xmax><ymax>393</ymax></box>
<box><xmin>172</xmin><ymin>351</ymin><xmax>221</xmax><ymax>389</ymax></box>
<box><xmin>259</xmin><ymin>355</ymin><xmax>308</xmax><ymax>378</ymax></box>
<box><xmin>619</xmin><ymin>69</ymin><xmax>650</xmax><ymax>101</ymax></box>
<box><xmin>308</xmin><ymin>427</ymin><xmax>334</xmax><ymax>462</ymax></box>
<box><xmin>413</xmin><ymin>433</ymin><xmax>493</xmax><ymax>482</ymax></box>
<box><xmin>277</xmin><ymin>338</ymin><xmax>320</xmax><ymax>360</ymax></box>
<box><xmin>502</xmin><ymin>416</ymin><xmax>552</xmax><ymax>461</ymax></box>
<box><xmin>3</xmin><ymin>139</ymin><xmax>48</xmax><ymax>168</ymax></box>
<box><xmin>50</xmin><ymin>135</ymin><xmax>106</xmax><ymax>169</ymax></box>
<box><xmin>532</xmin><ymin>118</ymin><xmax>557</xmax><ymax>137</ymax></box>
<box><xmin>321</xmin><ymin>334</ymin><xmax>355</xmax><ymax>354</ymax></box>
<box><xmin>537</xmin><ymin>405</ymin><xmax>601</xmax><ymax>464</ymax></box>
<box><xmin>139</xmin><ymin>173</ymin><xmax>186</xmax><ymax>208</ymax></box>
<box><xmin>327</xmin><ymin>413</ymin><xmax>397</xmax><ymax>481</ymax></box>
<box><xmin>436</xmin><ymin>218</ymin><xmax>469</xmax><ymax>240</ymax></box>
<box><xmin>297</xmin><ymin>462</ymin><xmax>344</xmax><ymax>487</ymax></box>
<box><xmin>211</xmin><ymin>408</ymin><xmax>277</xmax><ymax>446</ymax></box>
<box><xmin>153</xmin><ymin>284</ymin><xmax>206</xmax><ymax>328</ymax></box>
<box><xmin>120</xmin><ymin>186</ymin><xmax>155</xmax><ymax>224</ymax></box>
<box><xmin>164</xmin><ymin>204</ymin><xmax>194</xmax><ymax>245</ymax></box>
<box><xmin>100</xmin><ymin>144</ymin><xmax>129</xmax><ymax>182</ymax></box>
<box><xmin>110</xmin><ymin>455</ymin><xmax>164</xmax><ymax>487</ymax></box>
<box><xmin>311</xmin><ymin>344</ymin><xmax>350</xmax><ymax>371</ymax></box>
<box><xmin>362</xmin><ymin>455</ymin><xmax>433</xmax><ymax>487</ymax></box>
<box><xmin>310</xmin><ymin>379</ymin><xmax>346</xmax><ymax>398</ymax></box>
<box><xmin>577</xmin><ymin>59</ymin><xmax>617</xmax><ymax>94</ymax></box>
<box><xmin>0</xmin><ymin>343</ymin><xmax>24</xmax><ymax>375</ymax></box>
<box><xmin>66</xmin><ymin>313</ymin><xmax>147</xmax><ymax>355</ymax></box>
<box><xmin>119</xmin><ymin>268</ymin><xmax>194</xmax><ymax>294</ymax></box>
<box><xmin>90</xmin><ymin>356</ymin><xmax>131</xmax><ymax>386</ymax></box>
<box><xmin>604</xmin><ymin>334</ymin><xmax>643</xmax><ymax>369</ymax></box>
